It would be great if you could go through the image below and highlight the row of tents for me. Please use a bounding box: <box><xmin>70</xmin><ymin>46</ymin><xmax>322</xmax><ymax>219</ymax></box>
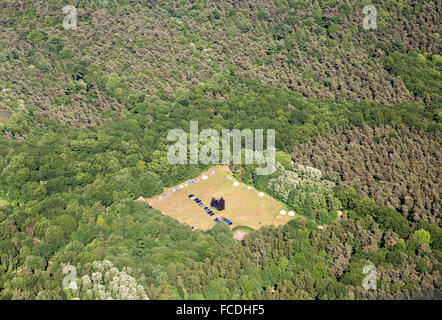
<box><xmin>156</xmin><ymin>178</ymin><xmax>201</xmax><ymax>200</ymax></box>
<box><xmin>156</xmin><ymin>170</ymin><xmax>217</xmax><ymax>200</ymax></box>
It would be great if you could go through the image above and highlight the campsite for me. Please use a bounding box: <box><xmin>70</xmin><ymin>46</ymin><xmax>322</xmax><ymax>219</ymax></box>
<box><xmin>143</xmin><ymin>166</ymin><xmax>292</xmax><ymax>231</ymax></box>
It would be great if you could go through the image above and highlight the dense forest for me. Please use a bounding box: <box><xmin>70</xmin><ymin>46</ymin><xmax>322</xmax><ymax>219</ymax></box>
<box><xmin>0</xmin><ymin>0</ymin><xmax>440</xmax><ymax>300</ymax></box>
<box><xmin>1</xmin><ymin>0</ymin><xmax>440</xmax><ymax>128</ymax></box>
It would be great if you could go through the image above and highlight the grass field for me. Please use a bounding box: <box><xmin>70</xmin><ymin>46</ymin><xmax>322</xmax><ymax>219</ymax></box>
<box><xmin>142</xmin><ymin>166</ymin><xmax>292</xmax><ymax>231</ymax></box>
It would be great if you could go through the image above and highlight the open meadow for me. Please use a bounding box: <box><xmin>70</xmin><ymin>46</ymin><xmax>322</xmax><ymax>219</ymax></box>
<box><xmin>143</xmin><ymin>166</ymin><xmax>292</xmax><ymax>230</ymax></box>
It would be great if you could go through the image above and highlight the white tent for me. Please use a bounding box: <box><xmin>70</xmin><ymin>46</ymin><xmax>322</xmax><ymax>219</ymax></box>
<box><xmin>288</xmin><ymin>211</ymin><xmax>295</xmax><ymax>216</ymax></box>
<box><xmin>279</xmin><ymin>210</ymin><xmax>287</xmax><ymax>215</ymax></box>
<box><xmin>179</xmin><ymin>185</ymin><xmax>184</xmax><ymax>189</ymax></box>
<box><xmin>258</xmin><ymin>192</ymin><xmax>264</xmax><ymax>198</ymax></box>
<box><xmin>202</xmin><ymin>175</ymin><xmax>208</xmax><ymax>180</ymax></box>
<box><xmin>247</xmin><ymin>186</ymin><xmax>252</xmax><ymax>190</ymax></box>
<box><xmin>233</xmin><ymin>182</ymin><xmax>239</xmax><ymax>187</ymax></box>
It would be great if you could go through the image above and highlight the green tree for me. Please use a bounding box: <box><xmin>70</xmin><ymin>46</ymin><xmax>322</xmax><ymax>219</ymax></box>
<box><xmin>25</xmin><ymin>255</ymin><xmax>46</xmax><ymax>272</ymax></box>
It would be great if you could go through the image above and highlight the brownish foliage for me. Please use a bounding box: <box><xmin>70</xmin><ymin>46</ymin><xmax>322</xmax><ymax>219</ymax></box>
<box><xmin>293</xmin><ymin>125</ymin><xmax>441</xmax><ymax>223</ymax></box>
<box><xmin>0</xmin><ymin>0</ymin><xmax>440</xmax><ymax>125</ymax></box>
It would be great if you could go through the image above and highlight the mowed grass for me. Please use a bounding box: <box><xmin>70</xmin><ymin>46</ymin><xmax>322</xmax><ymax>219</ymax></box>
<box><xmin>144</xmin><ymin>166</ymin><xmax>292</xmax><ymax>230</ymax></box>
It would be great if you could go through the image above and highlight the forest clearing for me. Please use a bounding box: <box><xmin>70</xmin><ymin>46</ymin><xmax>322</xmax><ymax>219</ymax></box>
<box><xmin>142</xmin><ymin>166</ymin><xmax>291</xmax><ymax>230</ymax></box>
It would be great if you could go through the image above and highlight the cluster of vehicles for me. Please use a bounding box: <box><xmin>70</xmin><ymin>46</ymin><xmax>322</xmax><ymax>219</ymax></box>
<box><xmin>188</xmin><ymin>194</ymin><xmax>233</xmax><ymax>225</ymax></box>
